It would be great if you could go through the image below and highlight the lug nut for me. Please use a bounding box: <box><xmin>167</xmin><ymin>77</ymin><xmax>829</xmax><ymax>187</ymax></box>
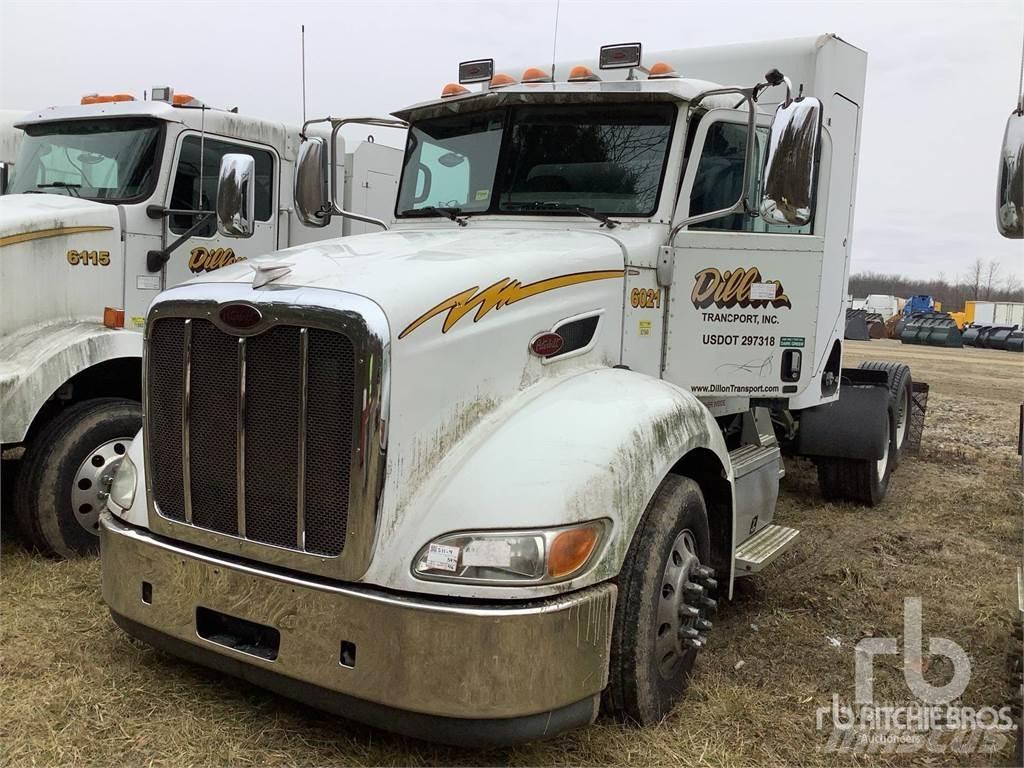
<box><xmin>701</xmin><ymin>577</ymin><xmax>719</xmax><ymax>592</ymax></box>
<box><xmin>683</xmin><ymin>582</ymin><xmax>705</xmax><ymax>599</ymax></box>
<box><xmin>679</xmin><ymin>604</ymin><xmax>699</xmax><ymax>619</ymax></box>
<box><xmin>683</xmin><ymin>637</ymin><xmax>704</xmax><ymax>649</ymax></box>
<box><xmin>695</xmin><ymin>565</ymin><xmax>715</xmax><ymax>580</ymax></box>
<box><xmin>700</xmin><ymin>596</ymin><xmax>718</xmax><ymax>612</ymax></box>
<box><xmin>695</xmin><ymin>618</ymin><xmax>713</xmax><ymax>632</ymax></box>
<box><xmin>678</xmin><ymin>626</ymin><xmax>699</xmax><ymax>640</ymax></box>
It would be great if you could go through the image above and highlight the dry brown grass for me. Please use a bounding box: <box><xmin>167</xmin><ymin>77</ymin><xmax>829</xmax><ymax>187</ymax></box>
<box><xmin>1</xmin><ymin>340</ymin><xmax>1022</xmax><ymax>766</ymax></box>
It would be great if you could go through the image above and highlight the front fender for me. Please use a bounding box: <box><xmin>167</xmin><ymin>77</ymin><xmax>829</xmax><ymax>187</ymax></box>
<box><xmin>365</xmin><ymin>368</ymin><xmax>732</xmax><ymax>599</ymax></box>
<box><xmin>0</xmin><ymin>321</ymin><xmax>142</xmax><ymax>443</ymax></box>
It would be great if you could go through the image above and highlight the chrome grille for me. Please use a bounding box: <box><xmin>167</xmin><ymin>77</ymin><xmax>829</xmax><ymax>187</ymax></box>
<box><xmin>147</xmin><ymin>317</ymin><xmax>355</xmax><ymax>556</ymax></box>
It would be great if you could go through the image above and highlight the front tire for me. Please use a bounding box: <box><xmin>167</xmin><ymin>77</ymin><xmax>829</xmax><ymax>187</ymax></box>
<box><xmin>14</xmin><ymin>398</ymin><xmax>140</xmax><ymax>557</ymax></box>
<box><xmin>605</xmin><ymin>475</ymin><xmax>717</xmax><ymax>724</ymax></box>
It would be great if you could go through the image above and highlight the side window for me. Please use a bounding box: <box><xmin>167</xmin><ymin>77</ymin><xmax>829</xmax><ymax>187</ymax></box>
<box><xmin>688</xmin><ymin>121</ymin><xmax>810</xmax><ymax>234</ymax></box>
<box><xmin>169</xmin><ymin>136</ymin><xmax>274</xmax><ymax>236</ymax></box>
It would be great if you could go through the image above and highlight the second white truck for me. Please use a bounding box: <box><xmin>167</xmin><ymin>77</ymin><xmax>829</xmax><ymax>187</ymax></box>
<box><xmin>1</xmin><ymin>89</ymin><xmax>402</xmax><ymax>556</ymax></box>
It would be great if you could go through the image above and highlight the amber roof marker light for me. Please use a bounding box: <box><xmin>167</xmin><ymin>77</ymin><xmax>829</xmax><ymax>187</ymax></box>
<box><xmin>441</xmin><ymin>83</ymin><xmax>470</xmax><ymax>98</ymax></box>
<box><xmin>568</xmin><ymin>66</ymin><xmax>601</xmax><ymax>82</ymax></box>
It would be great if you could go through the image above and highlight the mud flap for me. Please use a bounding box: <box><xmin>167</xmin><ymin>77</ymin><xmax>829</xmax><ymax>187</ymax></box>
<box><xmin>794</xmin><ymin>378</ymin><xmax>889</xmax><ymax>461</ymax></box>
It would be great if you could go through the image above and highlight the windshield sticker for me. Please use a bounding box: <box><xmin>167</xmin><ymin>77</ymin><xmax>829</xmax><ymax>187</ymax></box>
<box><xmin>399</xmin><ymin>270</ymin><xmax>624</xmax><ymax>338</ymax></box>
<box><xmin>691</xmin><ymin>267</ymin><xmax>791</xmax><ymax>310</ymax></box>
<box><xmin>474</xmin><ymin>189</ymin><xmax>490</xmax><ymax>201</ymax></box>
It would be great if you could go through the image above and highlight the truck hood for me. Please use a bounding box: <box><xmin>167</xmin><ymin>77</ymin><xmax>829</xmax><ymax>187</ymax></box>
<box><xmin>188</xmin><ymin>227</ymin><xmax>627</xmax><ymax>340</ymax></box>
<box><xmin>0</xmin><ymin>194</ymin><xmax>123</xmax><ymax>336</ymax></box>
<box><xmin>183</xmin><ymin>226</ymin><xmax>629</xmax><ymax>574</ymax></box>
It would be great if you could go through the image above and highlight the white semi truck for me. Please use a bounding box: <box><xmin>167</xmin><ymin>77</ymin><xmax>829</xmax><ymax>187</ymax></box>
<box><xmin>0</xmin><ymin>89</ymin><xmax>402</xmax><ymax>556</ymax></box>
<box><xmin>101</xmin><ymin>36</ymin><xmax>921</xmax><ymax>744</ymax></box>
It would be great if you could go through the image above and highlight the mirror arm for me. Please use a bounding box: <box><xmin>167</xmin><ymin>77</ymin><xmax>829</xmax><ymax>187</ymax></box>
<box><xmin>146</xmin><ymin>204</ymin><xmax>209</xmax><ymax>219</ymax></box>
<box><xmin>329</xmin><ymin>204</ymin><xmax>389</xmax><ymax>231</ymax></box>
<box><xmin>667</xmin><ymin>85</ymin><xmax>758</xmax><ymax>248</ymax></box>
<box><xmin>666</xmin><ymin>71</ymin><xmax>799</xmax><ymax>249</ymax></box>
<box><xmin>146</xmin><ymin>212</ymin><xmax>215</xmax><ymax>272</ymax></box>
<box><xmin>298</xmin><ymin>116</ymin><xmax>409</xmax><ymax>232</ymax></box>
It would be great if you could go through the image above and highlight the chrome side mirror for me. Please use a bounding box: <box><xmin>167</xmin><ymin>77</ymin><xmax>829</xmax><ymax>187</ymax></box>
<box><xmin>996</xmin><ymin>110</ymin><xmax>1023</xmax><ymax>239</ymax></box>
<box><xmin>760</xmin><ymin>96</ymin><xmax>822</xmax><ymax>227</ymax></box>
<box><xmin>294</xmin><ymin>137</ymin><xmax>330</xmax><ymax>228</ymax></box>
<box><xmin>216</xmin><ymin>153</ymin><xmax>256</xmax><ymax>237</ymax></box>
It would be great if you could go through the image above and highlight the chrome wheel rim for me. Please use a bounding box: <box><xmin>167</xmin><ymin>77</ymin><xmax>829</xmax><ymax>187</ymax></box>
<box><xmin>895</xmin><ymin>386</ymin><xmax>910</xmax><ymax>451</ymax></box>
<box><xmin>70</xmin><ymin>437</ymin><xmax>131</xmax><ymax>534</ymax></box>
<box><xmin>654</xmin><ymin>529</ymin><xmax>701</xmax><ymax>679</ymax></box>
<box><xmin>876</xmin><ymin>415</ymin><xmax>891</xmax><ymax>478</ymax></box>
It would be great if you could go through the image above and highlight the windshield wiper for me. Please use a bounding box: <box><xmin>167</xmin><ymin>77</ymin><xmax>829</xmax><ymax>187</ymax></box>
<box><xmin>504</xmin><ymin>201</ymin><xmax>619</xmax><ymax>229</ymax></box>
<box><xmin>401</xmin><ymin>205</ymin><xmax>468</xmax><ymax>227</ymax></box>
<box><xmin>36</xmin><ymin>181</ymin><xmax>81</xmax><ymax>198</ymax></box>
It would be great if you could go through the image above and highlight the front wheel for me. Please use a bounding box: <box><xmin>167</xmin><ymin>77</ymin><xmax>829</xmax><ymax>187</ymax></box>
<box><xmin>604</xmin><ymin>475</ymin><xmax>717</xmax><ymax>724</ymax></box>
<box><xmin>14</xmin><ymin>398</ymin><xmax>140</xmax><ymax>557</ymax></box>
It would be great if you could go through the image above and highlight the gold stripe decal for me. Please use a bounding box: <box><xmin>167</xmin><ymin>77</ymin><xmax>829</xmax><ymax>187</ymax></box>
<box><xmin>0</xmin><ymin>225</ymin><xmax>113</xmax><ymax>248</ymax></box>
<box><xmin>399</xmin><ymin>269</ymin><xmax>624</xmax><ymax>339</ymax></box>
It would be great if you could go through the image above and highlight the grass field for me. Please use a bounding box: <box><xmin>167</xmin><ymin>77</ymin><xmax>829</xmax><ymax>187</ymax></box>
<box><xmin>2</xmin><ymin>340</ymin><xmax>1022</xmax><ymax>766</ymax></box>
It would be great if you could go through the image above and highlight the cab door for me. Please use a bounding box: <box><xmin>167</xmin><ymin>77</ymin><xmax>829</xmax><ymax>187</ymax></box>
<box><xmin>163</xmin><ymin>133</ymin><xmax>278</xmax><ymax>288</ymax></box>
<box><xmin>662</xmin><ymin>108</ymin><xmax>825</xmax><ymax>398</ymax></box>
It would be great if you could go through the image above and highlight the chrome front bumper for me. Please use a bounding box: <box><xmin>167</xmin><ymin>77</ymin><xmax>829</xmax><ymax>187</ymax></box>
<box><xmin>100</xmin><ymin>514</ymin><xmax>616</xmax><ymax>745</ymax></box>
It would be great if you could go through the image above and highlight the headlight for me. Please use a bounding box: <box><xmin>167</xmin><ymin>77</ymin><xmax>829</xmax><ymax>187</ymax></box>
<box><xmin>109</xmin><ymin>454</ymin><xmax>137</xmax><ymax>511</ymax></box>
<box><xmin>413</xmin><ymin>520</ymin><xmax>607</xmax><ymax>585</ymax></box>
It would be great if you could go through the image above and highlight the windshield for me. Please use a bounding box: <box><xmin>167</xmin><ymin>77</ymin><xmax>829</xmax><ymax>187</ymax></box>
<box><xmin>396</xmin><ymin>103</ymin><xmax>676</xmax><ymax>219</ymax></box>
<box><xmin>8</xmin><ymin>118</ymin><xmax>162</xmax><ymax>202</ymax></box>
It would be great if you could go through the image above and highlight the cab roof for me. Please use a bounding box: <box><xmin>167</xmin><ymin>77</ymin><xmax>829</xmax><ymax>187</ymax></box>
<box><xmin>392</xmin><ymin>77</ymin><xmax>746</xmax><ymax>122</ymax></box>
<box><xmin>14</xmin><ymin>101</ymin><xmax>300</xmax><ymax>152</ymax></box>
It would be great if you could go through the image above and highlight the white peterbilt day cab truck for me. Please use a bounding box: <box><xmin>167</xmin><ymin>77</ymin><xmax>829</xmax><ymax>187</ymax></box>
<box><xmin>0</xmin><ymin>89</ymin><xmax>401</xmax><ymax>556</ymax></box>
<box><xmin>100</xmin><ymin>35</ymin><xmax>922</xmax><ymax>745</ymax></box>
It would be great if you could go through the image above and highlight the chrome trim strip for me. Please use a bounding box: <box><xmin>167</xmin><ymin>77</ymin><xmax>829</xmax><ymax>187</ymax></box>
<box><xmin>182</xmin><ymin>319</ymin><xmax>193</xmax><ymax>524</ymax></box>
<box><xmin>236</xmin><ymin>337</ymin><xmax>247</xmax><ymax>538</ymax></box>
<box><xmin>296</xmin><ymin>328</ymin><xmax>309</xmax><ymax>551</ymax></box>
<box><xmin>144</xmin><ymin>283</ymin><xmax>390</xmax><ymax>582</ymax></box>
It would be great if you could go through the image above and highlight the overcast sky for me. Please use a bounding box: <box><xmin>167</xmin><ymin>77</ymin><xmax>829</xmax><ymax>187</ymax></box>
<box><xmin>1</xmin><ymin>0</ymin><xmax>1021</xmax><ymax>284</ymax></box>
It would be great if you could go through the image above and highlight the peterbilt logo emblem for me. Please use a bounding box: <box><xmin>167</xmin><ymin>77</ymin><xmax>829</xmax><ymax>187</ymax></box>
<box><xmin>189</xmin><ymin>247</ymin><xmax>247</xmax><ymax>273</ymax></box>
<box><xmin>690</xmin><ymin>267</ymin><xmax>792</xmax><ymax>310</ymax></box>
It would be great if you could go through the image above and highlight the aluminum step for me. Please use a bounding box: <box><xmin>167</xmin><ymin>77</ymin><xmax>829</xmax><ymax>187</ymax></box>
<box><xmin>729</xmin><ymin>443</ymin><xmax>779</xmax><ymax>476</ymax></box>
<box><xmin>734</xmin><ymin>524</ymin><xmax>800</xmax><ymax>574</ymax></box>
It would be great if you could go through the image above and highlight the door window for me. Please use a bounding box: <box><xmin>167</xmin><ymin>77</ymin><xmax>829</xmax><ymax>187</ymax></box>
<box><xmin>688</xmin><ymin>120</ymin><xmax>811</xmax><ymax>234</ymax></box>
<box><xmin>169</xmin><ymin>136</ymin><xmax>274</xmax><ymax>236</ymax></box>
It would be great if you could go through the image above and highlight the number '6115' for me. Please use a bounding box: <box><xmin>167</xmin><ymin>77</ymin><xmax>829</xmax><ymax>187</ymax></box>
<box><xmin>67</xmin><ymin>250</ymin><xmax>110</xmax><ymax>266</ymax></box>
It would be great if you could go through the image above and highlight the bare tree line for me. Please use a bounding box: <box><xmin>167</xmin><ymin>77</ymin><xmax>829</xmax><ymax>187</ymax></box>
<box><xmin>849</xmin><ymin>258</ymin><xmax>1023</xmax><ymax>311</ymax></box>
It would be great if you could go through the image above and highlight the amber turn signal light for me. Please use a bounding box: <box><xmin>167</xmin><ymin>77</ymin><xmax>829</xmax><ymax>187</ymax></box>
<box><xmin>103</xmin><ymin>307</ymin><xmax>125</xmax><ymax>329</ymax></box>
<box><xmin>547</xmin><ymin>525</ymin><xmax>602</xmax><ymax>578</ymax></box>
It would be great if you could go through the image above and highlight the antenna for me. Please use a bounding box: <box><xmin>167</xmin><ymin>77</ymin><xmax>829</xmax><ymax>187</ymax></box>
<box><xmin>301</xmin><ymin>24</ymin><xmax>307</xmax><ymax>124</ymax></box>
<box><xmin>549</xmin><ymin>0</ymin><xmax>561</xmax><ymax>80</ymax></box>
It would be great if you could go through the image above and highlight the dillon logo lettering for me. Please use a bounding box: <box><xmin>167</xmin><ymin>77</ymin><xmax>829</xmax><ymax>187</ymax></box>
<box><xmin>690</xmin><ymin>267</ymin><xmax>792</xmax><ymax>310</ymax></box>
<box><xmin>189</xmin><ymin>247</ymin><xmax>247</xmax><ymax>273</ymax></box>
